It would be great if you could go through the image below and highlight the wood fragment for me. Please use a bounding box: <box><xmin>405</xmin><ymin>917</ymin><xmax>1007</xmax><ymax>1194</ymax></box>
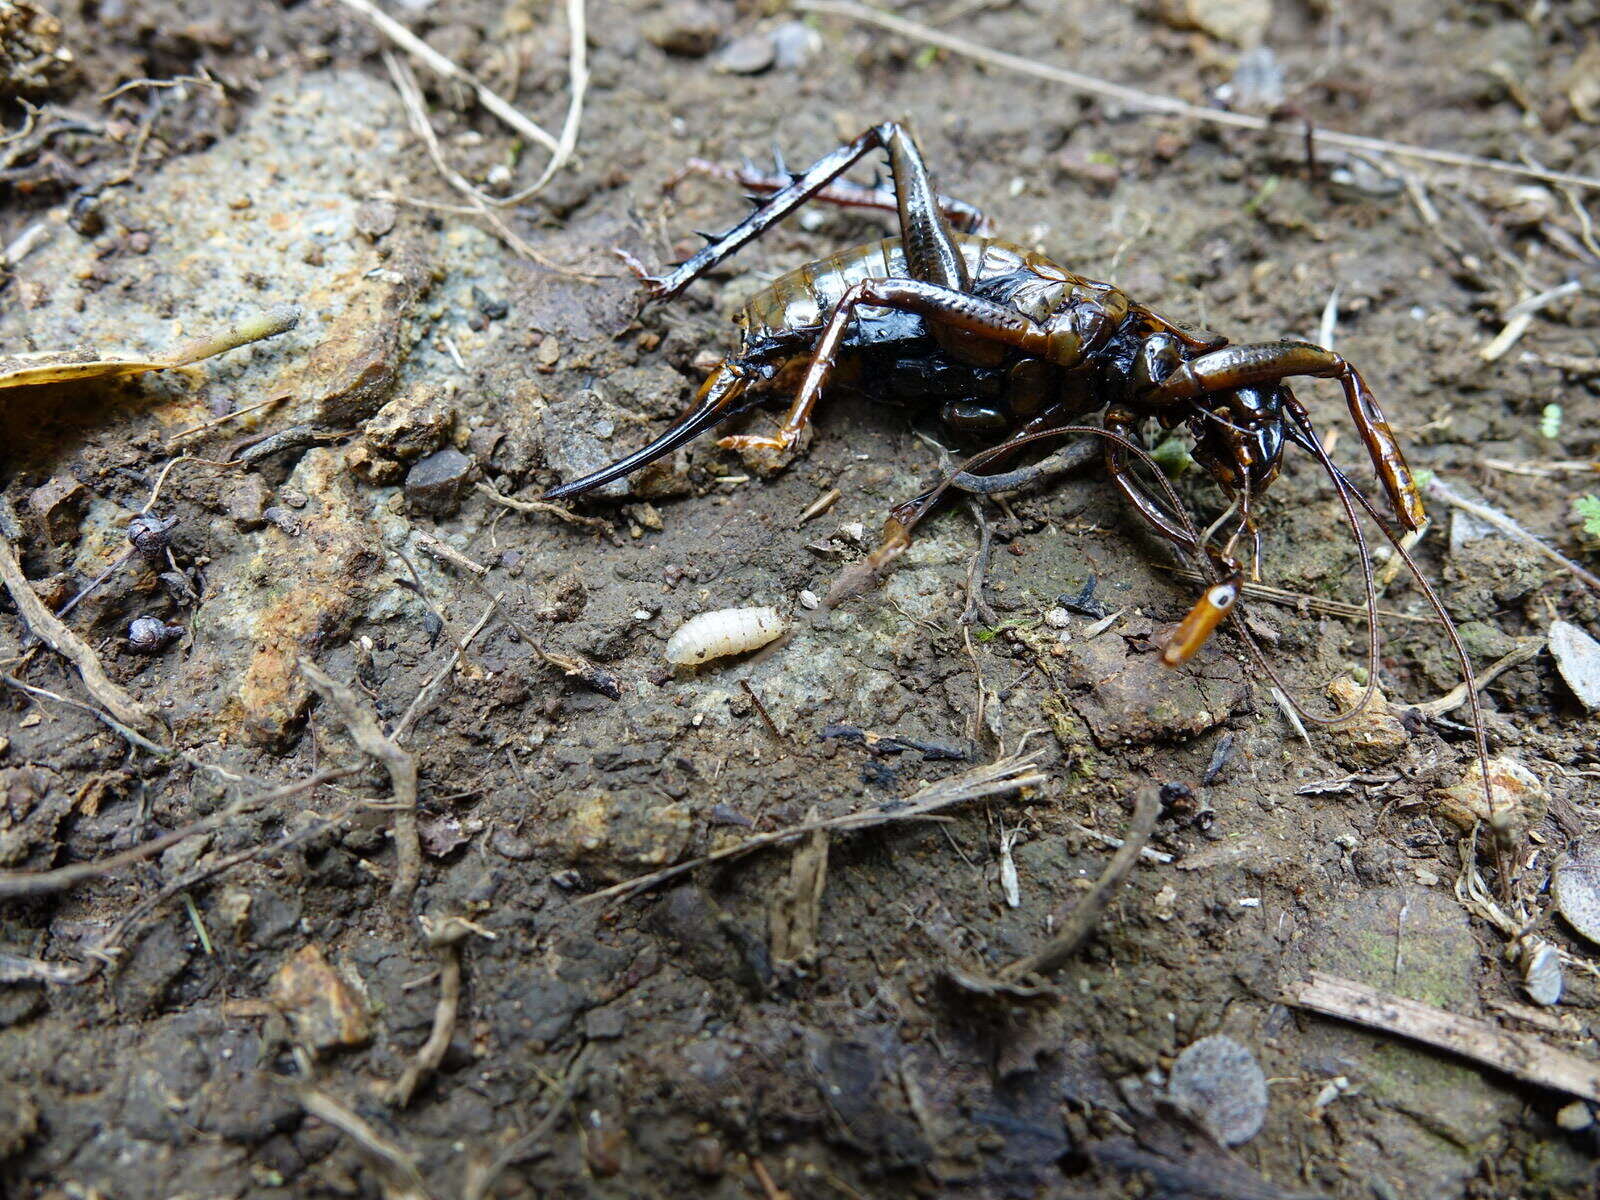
<box><xmin>0</xmin><ymin>531</ymin><xmax>159</xmax><ymax>733</ymax></box>
<box><xmin>585</xmin><ymin>752</ymin><xmax>1046</xmax><ymax>904</ymax></box>
<box><xmin>770</xmin><ymin>813</ymin><xmax>829</xmax><ymax>965</ymax></box>
<box><xmin>1286</xmin><ymin>971</ymin><xmax>1600</xmax><ymax>1101</ymax></box>
<box><xmin>300</xmin><ymin>659</ymin><xmax>421</xmax><ymax>903</ymax></box>
<box><xmin>389</xmin><ymin>916</ymin><xmax>493</xmax><ymax>1106</ymax></box>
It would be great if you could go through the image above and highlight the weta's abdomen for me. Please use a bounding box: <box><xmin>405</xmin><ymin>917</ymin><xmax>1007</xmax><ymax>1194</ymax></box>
<box><xmin>736</xmin><ymin>235</ymin><xmax>1029</xmax><ymax>345</ymax></box>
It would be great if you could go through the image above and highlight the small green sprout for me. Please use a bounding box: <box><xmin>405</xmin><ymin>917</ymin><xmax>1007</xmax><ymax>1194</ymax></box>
<box><xmin>1540</xmin><ymin>403</ymin><xmax>1563</xmax><ymax>440</ymax></box>
<box><xmin>913</xmin><ymin>45</ymin><xmax>940</xmax><ymax>68</ymax></box>
<box><xmin>1574</xmin><ymin>494</ymin><xmax>1600</xmax><ymax>539</ymax></box>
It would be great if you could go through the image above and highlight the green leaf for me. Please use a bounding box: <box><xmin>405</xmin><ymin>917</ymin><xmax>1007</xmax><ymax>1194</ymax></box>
<box><xmin>1574</xmin><ymin>494</ymin><xmax>1600</xmax><ymax>538</ymax></box>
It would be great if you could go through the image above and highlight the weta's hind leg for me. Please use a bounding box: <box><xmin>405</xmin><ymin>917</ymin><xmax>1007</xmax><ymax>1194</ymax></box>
<box><xmin>544</xmin><ymin>359</ymin><xmax>762</xmax><ymax>499</ymax></box>
<box><xmin>669</xmin><ymin>154</ymin><xmax>993</xmax><ymax>235</ymax></box>
<box><xmin>641</xmin><ymin>122</ymin><xmax>973</xmax><ymax>302</ymax></box>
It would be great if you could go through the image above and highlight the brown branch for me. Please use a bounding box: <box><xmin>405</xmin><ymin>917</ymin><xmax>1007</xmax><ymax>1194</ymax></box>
<box><xmin>0</xmin><ymin>531</ymin><xmax>158</xmax><ymax>733</ymax></box>
<box><xmin>300</xmin><ymin>659</ymin><xmax>421</xmax><ymax>903</ymax></box>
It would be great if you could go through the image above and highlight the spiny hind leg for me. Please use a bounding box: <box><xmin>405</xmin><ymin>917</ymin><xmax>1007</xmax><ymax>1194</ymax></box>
<box><xmin>669</xmin><ymin>153</ymin><xmax>992</xmax><ymax>235</ymax></box>
<box><xmin>643</xmin><ymin>121</ymin><xmax>973</xmax><ymax>302</ymax></box>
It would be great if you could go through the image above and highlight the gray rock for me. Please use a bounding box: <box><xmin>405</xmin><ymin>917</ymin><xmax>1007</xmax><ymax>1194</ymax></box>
<box><xmin>404</xmin><ymin>447</ymin><xmax>475</xmax><ymax>516</ymax></box>
<box><xmin>1167</xmin><ymin>1035</ymin><xmax>1268</xmax><ymax>1146</ymax></box>
<box><xmin>1549</xmin><ymin>620</ymin><xmax>1600</xmax><ymax>711</ymax></box>
<box><xmin>715</xmin><ymin>30</ymin><xmax>776</xmax><ymax>75</ymax></box>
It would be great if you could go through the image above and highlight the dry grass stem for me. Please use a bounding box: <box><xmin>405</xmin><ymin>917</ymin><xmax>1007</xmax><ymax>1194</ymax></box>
<box><xmin>0</xmin><ymin>531</ymin><xmax>158</xmax><ymax>732</ymax></box>
<box><xmin>300</xmin><ymin>659</ymin><xmax>422</xmax><ymax>902</ymax></box>
<box><xmin>585</xmin><ymin>751</ymin><xmax>1046</xmax><ymax>905</ymax></box>
<box><xmin>795</xmin><ymin>0</ymin><xmax>1600</xmax><ymax>194</ymax></box>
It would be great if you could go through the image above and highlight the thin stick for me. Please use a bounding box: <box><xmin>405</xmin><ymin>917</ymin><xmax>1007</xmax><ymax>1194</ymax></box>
<box><xmin>165</xmin><ymin>393</ymin><xmax>288</xmax><ymax>448</ymax></box>
<box><xmin>297</xmin><ymin>1085</ymin><xmax>433</xmax><ymax>1200</ymax></box>
<box><xmin>0</xmin><ymin>532</ymin><xmax>158</xmax><ymax>732</ymax></box>
<box><xmin>463</xmin><ymin>1044</ymin><xmax>595</xmax><ymax>1200</ymax></box>
<box><xmin>794</xmin><ymin>0</ymin><xmax>1600</xmax><ymax>194</ymax></box>
<box><xmin>388</xmin><ymin>916</ymin><xmax>492</xmax><ymax>1106</ymax></box>
<box><xmin>1414</xmin><ymin>636</ymin><xmax>1545</xmax><ymax>717</ymax></box>
<box><xmin>1002</xmin><ymin>786</ymin><xmax>1159</xmax><ymax>979</ymax></box>
<box><xmin>333</xmin><ymin>0</ymin><xmax>559</xmax><ymax>156</ymax></box>
<box><xmin>584</xmin><ymin>752</ymin><xmax>1047</xmax><ymax>904</ymax></box>
<box><xmin>392</xmin><ymin>604</ymin><xmax>494</xmax><ymax>744</ymax></box>
<box><xmin>300</xmin><ymin>659</ymin><xmax>422</xmax><ymax>903</ymax></box>
<box><xmin>1287</xmin><ymin>971</ymin><xmax>1600</xmax><ymax>1101</ymax></box>
<box><xmin>410</xmin><ymin>527</ymin><xmax>489</xmax><ymax>577</ymax></box>
<box><xmin>0</xmin><ymin>768</ymin><xmax>352</xmax><ymax>900</ymax></box>
<box><xmin>475</xmin><ymin>481</ymin><xmax>614</xmax><ymax>534</ymax></box>
<box><xmin>1426</xmin><ymin>476</ymin><xmax>1600</xmax><ymax>593</ymax></box>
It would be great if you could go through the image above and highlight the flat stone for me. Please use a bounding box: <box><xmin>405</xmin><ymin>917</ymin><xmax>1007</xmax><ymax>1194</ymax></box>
<box><xmin>1549</xmin><ymin>620</ymin><xmax>1600</xmax><ymax>711</ymax></box>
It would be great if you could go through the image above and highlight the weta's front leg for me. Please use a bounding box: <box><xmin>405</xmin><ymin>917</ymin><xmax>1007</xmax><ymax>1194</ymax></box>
<box><xmin>1147</xmin><ymin>341</ymin><xmax>1424</xmax><ymax>532</ymax></box>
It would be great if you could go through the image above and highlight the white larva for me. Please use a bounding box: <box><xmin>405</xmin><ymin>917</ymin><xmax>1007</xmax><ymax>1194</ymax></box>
<box><xmin>664</xmin><ymin>606</ymin><xmax>787</xmax><ymax>666</ymax></box>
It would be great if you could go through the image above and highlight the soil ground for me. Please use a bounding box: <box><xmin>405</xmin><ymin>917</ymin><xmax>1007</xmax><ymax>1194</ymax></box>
<box><xmin>2</xmin><ymin>0</ymin><xmax>1599</xmax><ymax>1197</ymax></box>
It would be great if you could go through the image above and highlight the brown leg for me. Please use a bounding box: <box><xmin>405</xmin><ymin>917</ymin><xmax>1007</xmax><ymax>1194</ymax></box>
<box><xmin>722</xmin><ymin>277</ymin><xmax>1056</xmax><ymax>465</ymax></box>
<box><xmin>1146</xmin><ymin>341</ymin><xmax>1424</xmax><ymax>531</ymax></box>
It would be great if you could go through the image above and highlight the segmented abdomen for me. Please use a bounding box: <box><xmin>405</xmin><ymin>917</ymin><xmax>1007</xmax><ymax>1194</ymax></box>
<box><xmin>736</xmin><ymin>234</ymin><xmax>1028</xmax><ymax>344</ymax></box>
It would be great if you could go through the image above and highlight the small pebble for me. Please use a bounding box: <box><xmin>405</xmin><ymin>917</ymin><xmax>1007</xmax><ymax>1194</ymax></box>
<box><xmin>127</xmin><ymin>616</ymin><xmax>183</xmax><ymax>654</ymax></box>
<box><xmin>771</xmin><ymin>20</ymin><xmax>820</xmax><ymax>69</ymax></box>
<box><xmin>1044</xmin><ymin>606</ymin><xmax>1071</xmax><ymax>629</ymax></box>
<box><xmin>714</xmin><ymin>30</ymin><xmax>775</xmax><ymax>74</ymax></box>
<box><xmin>1522</xmin><ymin>940</ymin><xmax>1563</xmax><ymax>1007</ymax></box>
<box><xmin>799</xmin><ymin>589</ymin><xmax>819</xmax><ymax>610</ymax></box>
<box><xmin>1557</xmin><ymin>1101</ymin><xmax>1595</xmax><ymax>1131</ymax></box>
<box><xmin>354</xmin><ymin>199</ymin><xmax>398</xmax><ymax>239</ymax></box>
<box><xmin>1166</xmin><ymin>1035</ymin><xmax>1268</xmax><ymax>1146</ymax></box>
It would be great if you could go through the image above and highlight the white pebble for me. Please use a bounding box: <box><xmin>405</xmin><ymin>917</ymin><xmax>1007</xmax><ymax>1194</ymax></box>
<box><xmin>798</xmin><ymin>589</ymin><xmax>820</xmax><ymax>610</ymax></box>
<box><xmin>665</xmin><ymin>606</ymin><xmax>787</xmax><ymax>666</ymax></box>
<box><xmin>1044</xmin><ymin>606</ymin><xmax>1071</xmax><ymax>629</ymax></box>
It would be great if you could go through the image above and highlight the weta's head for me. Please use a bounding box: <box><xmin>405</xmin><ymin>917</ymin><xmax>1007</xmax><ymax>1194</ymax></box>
<box><xmin>1188</xmin><ymin>384</ymin><xmax>1289</xmax><ymax>504</ymax></box>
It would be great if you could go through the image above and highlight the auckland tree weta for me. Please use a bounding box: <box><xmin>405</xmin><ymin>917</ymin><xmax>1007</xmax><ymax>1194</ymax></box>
<box><xmin>545</xmin><ymin>121</ymin><xmax>1490</xmax><ymax>785</ymax></box>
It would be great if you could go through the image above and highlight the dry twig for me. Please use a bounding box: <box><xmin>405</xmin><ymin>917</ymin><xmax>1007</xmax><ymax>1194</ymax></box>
<box><xmin>1413</xmin><ymin>636</ymin><xmax>1545</xmax><ymax>718</ymax></box>
<box><xmin>0</xmin><ymin>531</ymin><xmax>158</xmax><ymax>732</ymax></box>
<box><xmin>475</xmin><ymin>481</ymin><xmax>614</xmax><ymax>535</ymax></box>
<box><xmin>793</xmin><ymin>1</ymin><xmax>1600</xmax><ymax>194</ymax></box>
<box><xmin>1287</xmin><ymin>971</ymin><xmax>1600</xmax><ymax>1101</ymax></box>
<box><xmin>1426</xmin><ymin>476</ymin><xmax>1600</xmax><ymax>593</ymax></box>
<box><xmin>334</xmin><ymin>0</ymin><xmax>558</xmax><ymax>156</ymax></box>
<box><xmin>1004</xmin><ymin>786</ymin><xmax>1160</xmax><ymax>979</ymax></box>
<box><xmin>0</xmin><ymin>768</ymin><xmax>351</xmax><ymax>900</ymax></box>
<box><xmin>585</xmin><ymin>752</ymin><xmax>1045</xmax><ymax>904</ymax></box>
<box><xmin>300</xmin><ymin>659</ymin><xmax>422</xmax><ymax>902</ymax></box>
<box><xmin>297</xmin><ymin>1085</ymin><xmax>433</xmax><ymax>1200</ymax></box>
<box><xmin>389</xmin><ymin>915</ymin><xmax>494</xmax><ymax>1106</ymax></box>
